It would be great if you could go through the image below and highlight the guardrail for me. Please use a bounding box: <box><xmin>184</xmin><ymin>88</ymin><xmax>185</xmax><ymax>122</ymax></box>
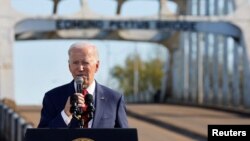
<box><xmin>0</xmin><ymin>102</ymin><xmax>33</xmax><ymax>141</ymax></box>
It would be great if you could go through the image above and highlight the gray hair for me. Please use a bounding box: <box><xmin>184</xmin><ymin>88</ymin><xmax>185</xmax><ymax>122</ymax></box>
<box><xmin>68</xmin><ymin>42</ymin><xmax>99</xmax><ymax>62</ymax></box>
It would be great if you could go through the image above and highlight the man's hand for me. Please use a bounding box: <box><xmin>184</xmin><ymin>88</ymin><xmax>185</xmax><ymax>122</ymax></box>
<box><xmin>64</xmin><ymin>93</ymin><xmax>87</xmax><ymax>117</ymax></box>
<box><xmin>64</xmin><ymin>97</ymin><xmax>72</xmax><ymax>117</ymax></box>
<box><xmin>75</xmin><ymin>93</ymin><xmax>85</xmax><ymax>109</ymax></box>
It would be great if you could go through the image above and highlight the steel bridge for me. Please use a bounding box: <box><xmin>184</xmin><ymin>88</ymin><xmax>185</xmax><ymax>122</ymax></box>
<box><xmin>1</xmin><ymin>0</ymin><xmax>250</xmax><ymax>141</ymax></box>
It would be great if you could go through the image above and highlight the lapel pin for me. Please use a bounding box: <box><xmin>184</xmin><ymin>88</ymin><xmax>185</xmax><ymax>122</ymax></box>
<box><xmin>100</xmin><ymin>96</ymin><xmax>105</xmax><ymax>100</ymax></box>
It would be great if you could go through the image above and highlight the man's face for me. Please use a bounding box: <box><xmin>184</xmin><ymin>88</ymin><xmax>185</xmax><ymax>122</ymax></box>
<box><xmin>68</xmin><ymin>47</ymin><xmax>99</xmax><ymax>87</ymax></box>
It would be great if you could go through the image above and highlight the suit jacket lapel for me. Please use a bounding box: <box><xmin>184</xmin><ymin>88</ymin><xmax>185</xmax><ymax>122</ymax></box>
<box><xmin>92</xmin><ymin>82</ymin><xmax>106</xmax><ymax>128</ymax></box>
<box><xmin>67</xmin><ymin>80</ymin><xmax>75</xmax><ymax>97</ymax></box>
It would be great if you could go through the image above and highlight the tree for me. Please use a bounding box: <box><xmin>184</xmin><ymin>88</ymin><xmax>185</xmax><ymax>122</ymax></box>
<box><xmin>111</xmin><ymin>53</ymin><xmax>164</xmax><ymax>96</ymax></box>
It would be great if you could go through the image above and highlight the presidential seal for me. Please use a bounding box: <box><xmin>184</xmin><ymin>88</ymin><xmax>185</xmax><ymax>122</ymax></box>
<box><xmin>72</xmin><ymin>138</ymin><xmax>94</xmax><ymax>141</ymax></box>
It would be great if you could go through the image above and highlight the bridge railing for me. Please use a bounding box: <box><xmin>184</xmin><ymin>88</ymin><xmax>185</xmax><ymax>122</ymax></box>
<box><xmin>0</xmin><ymin>102</ymin><xmax>33</xmax><ymax>141</ymax></box>
<box><xmin>126</xmin><ymin>91</ymin><xmax>153</xmax><ymax>103</ymax></box>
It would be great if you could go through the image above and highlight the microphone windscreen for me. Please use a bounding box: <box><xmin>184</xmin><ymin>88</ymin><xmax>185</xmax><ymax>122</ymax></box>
<box><xmin>85</xmin><ymin>94</ymin><xmax>93</xmax><ymax>103</ymax></box>
<box><xmin>75</xmin><ymin>76</ymin><xmax>83</xmax><ymax>85</ymax></box>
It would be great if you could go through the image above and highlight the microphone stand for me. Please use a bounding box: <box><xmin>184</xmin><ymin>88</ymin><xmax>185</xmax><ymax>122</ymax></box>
<box><xmin>79</xmin><ymin>118</ymin><xmax>84</xmax><ymax>128</ymax></box>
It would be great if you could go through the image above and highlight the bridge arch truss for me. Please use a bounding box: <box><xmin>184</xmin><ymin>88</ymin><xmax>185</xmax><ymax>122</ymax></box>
<box><xmin>0</xmin><ymin>0</ymin><xmax>250</xmax><ymax>111</ymax></box>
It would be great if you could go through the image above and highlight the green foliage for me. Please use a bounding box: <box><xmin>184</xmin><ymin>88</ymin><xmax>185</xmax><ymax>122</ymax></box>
<box><xmin>111</xmin><ymin>54</ymin><xmax>164</xmax><ymax>96</ymax></box>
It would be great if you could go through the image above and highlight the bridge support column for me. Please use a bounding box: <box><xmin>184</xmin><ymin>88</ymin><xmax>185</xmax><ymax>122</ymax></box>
<box><xmin>222</xmin><ymin>36</ymin><xmax>229</xmax><ymax>106</ymax></box>
<box><xmin>197</xmin><ymin>33</ymin><xmax>204</xmax><ymax>104</ymax></box>
<box><xmin>203</xmin><ymin>33</ymin><xmax>210</xmax><ymax>104</ymax></box>
<box><xmin>164</xmin><ymin>49</ymin><xmax>174</xmax><ymax>101</ymax></box>
<box><xmin>212</xmin><ymin>35</ymin><xmax>219</xmax><ymax>104</ymax></box>
<box><xmin>230</xmin><ymin>1</ymin><xmax>250</xmax><ymax>108</ymax></box>
<box><xmin>159</xmin><ymin>0</ymin><xmax>173</xmax><ymax>17</ymax></box>
<box><xmin>0</xmin><ymin>0</ymin><xmax>23</xmax><ymax>101</ymax></box>
<box><xmin>186</xmin><ymin>0</ymin><xmax>192</xmax><ymax>15</ymax></box>
<box><xmin>232</xmin><ymin>41</ymin><xmax>240</xmax><ymax>106</ymax></box>
<box><xmin>243</xmin><ymin>44</ymin><xmax>250</xmax><ymax>108</ymax></box>
<box><xmin>180</xmin><ymin>33</ymin><xmax>185</xmax><ymax>101</ymax></box>
<box><xmin>188</xmin><ymin>32</ymin><xmax>194</xmax><ymax>102</ymax></box>
<box><xmin>0</xmin><ymin>27</ymin><xmax>15</xmax><ymax>100</ymax></box>
<box><xmin>182</xmin><ymin>32</ymin><xmax>189</xmax><ymax>101</ymax></box>
<box><xmin>193</xmin><ymin>33</ymin><xmax>198</xmax><ymax>103</ymax></box>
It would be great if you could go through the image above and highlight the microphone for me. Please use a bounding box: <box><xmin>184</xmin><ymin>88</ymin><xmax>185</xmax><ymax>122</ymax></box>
<box><xmin>85</xmin><ymin>94</ymin><xmax>95</xmax><ymax>120</ymax></box>
<box><xmin>70</xmin><ymin>76</ymin><xmax>84</xmax><ymax>119</ymax></box>
<box><xmin>75</xmin><ymin>76</ymin><xmax>83</xmax><ymax>93</ymax></box>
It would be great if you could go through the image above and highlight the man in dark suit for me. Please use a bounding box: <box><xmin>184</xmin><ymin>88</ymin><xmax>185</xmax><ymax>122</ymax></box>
<box><xmin>38</xmin><ymin>42</ymin><xmax>128</xmax><ymax>128</ymax></box>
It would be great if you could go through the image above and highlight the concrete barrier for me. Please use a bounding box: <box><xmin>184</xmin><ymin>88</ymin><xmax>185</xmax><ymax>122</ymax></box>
<box><xmin>0</xmin><ymin>102</ymin><xmax>33</xmax><ymax>141</ymax></box>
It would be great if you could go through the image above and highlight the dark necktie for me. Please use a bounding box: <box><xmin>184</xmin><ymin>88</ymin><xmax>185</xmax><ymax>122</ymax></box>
<box><xmin>82</xmin><ymin>89</ymin><xmax>89</xmax><ymax>128</ymax></box>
